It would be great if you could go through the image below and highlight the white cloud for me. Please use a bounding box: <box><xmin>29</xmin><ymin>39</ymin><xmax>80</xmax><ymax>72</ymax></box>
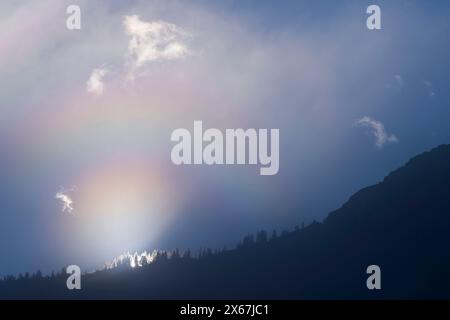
<box><xmin>55</xmin><ymin>187</ymin><xmax>76</xmax><ymax>214</ymax></box>
<box><xmin>123</xmin><ymin>15</ymin><xmax>190</xmax><ymax>79</ymax></box>
<box><xmin>86</xmin><ymin>68</ymin><xmax>109</xmax><ymax>95</ymax></box>
<box><xmin>424</xmin><ymin>80</ymin><xmax>436</xmax><ymax>97</ymax></box>
<box><xmin>386</xmin><ymin>74</ymin><xmax>404</xmax><ymax>90</ymax></box>
<box><xmin>356</xmin><ymin>116</ymin><xmax>398</xmax><ymax>148</ymax></box>
<box><xmin>394</xmin><ymin>74</ymin><xmax>404</xmax><ymax>87</ymax></box>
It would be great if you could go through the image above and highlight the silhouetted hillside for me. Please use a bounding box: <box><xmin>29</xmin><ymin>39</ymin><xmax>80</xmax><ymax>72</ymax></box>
<box><xmin>2</xmin><ymin>145</ymin><xmax>450</xmax><ymax>299</ymax></box>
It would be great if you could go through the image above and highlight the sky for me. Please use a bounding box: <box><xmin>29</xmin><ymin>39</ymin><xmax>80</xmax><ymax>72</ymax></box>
<box><xmin>1</xmin><ymin>0</ymin><xmax>450</xmax><ymax>276</ymax></box>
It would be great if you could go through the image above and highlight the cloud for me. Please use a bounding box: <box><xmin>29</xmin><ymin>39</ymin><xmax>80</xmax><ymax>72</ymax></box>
<box><xmin>123</xmin><ymin>15</ymin><xmax>190</xmax><ymax>79</ymax></box>
<box><xmin>55</xmin><ymin>187</ymin><xmax>76</xmax><ymax>214</ymax></box>
<box><xmin>386</xmin><ymin>74</ymin><xmax>404</xmax><ymax>90</ymax></box>
<box><xmin>86</xmin><ymin>68</ymin><xmax>109</xmax><ymax>95</ymax></box>
<box><xmin>394</xmin><ymin>74</ymin><xmax>404</xmax><ymax>87</ymax></box>
<box><xmin>424</xmin><ymin>80</ymin><xmax>436</xmax><ymax>97</ymax></box>
<box><xmin>356</xmin><ymin>116</ymin><xmax>398</xmax><ymax>148</ymax></box>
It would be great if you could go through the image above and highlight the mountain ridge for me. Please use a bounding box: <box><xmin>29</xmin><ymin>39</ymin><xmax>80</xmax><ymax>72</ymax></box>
<box><xmin>2</xmin><ymin>144</ymin><xmax>450</xmax><ymax>299</ymax></box>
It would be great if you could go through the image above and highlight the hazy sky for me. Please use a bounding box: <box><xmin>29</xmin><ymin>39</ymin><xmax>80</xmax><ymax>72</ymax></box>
<box><xmin>1</xmin><ymin>0</ymin><xmax>450</xmax><ymax>276</ymax></box>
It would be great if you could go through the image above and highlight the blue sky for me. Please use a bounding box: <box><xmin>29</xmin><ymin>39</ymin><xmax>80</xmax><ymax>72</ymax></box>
<box><xmin>0</xmin><ymin>0</ymin><xmax>450</xmax><ymax>276</ymax></box>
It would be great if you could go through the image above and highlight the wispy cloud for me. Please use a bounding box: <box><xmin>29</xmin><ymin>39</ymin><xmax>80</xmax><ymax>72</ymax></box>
<box><xmin>424</xmin><ymin>80</ymin><xmax>436</xmax><ymax>97</ymax></box>
<box><xmin>55</xmin><ymin>186</ymin><xmax>76</xmax><ymax>214</ymax></box>
<box><xmin>394</xmin><ymin>74</ymin><xmax>404</xmax><ymax>87</ymax></box>
<box><xmin>86</xmin><ymin>68</ymin><xmax>109</xmax><ymax>95</ymax></box>
<box><xmin>356</xmin><ymin>116</ymin><xmax>398</xmax><ymax>148</ymax></box>
<box><xmin>386</xmin><ymin>74</ymin><xmax>404</xmax><ymax>90</ymax></box>
<box><xmin>123</xmin><ymin>15</ymin><xmax>190</xmax><ymax>79</ymax></box>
